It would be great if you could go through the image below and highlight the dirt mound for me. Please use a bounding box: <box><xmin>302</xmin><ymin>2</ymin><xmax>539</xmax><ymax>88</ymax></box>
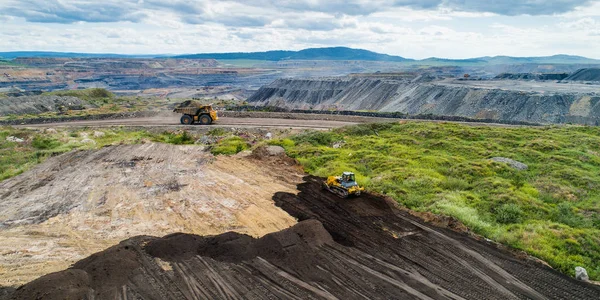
<box><xmin>563</xmin><ymin>68</ymin><xmax>600</xmax><ymax>82</ymax></box>
<box><xmin>146</xmin><ymin>219</ymin><xmax>332</xmax><ymax>264</ymax></box>
<box><xmin>8</xmin><ymin>176</ymin><xmax>600</xmax><ymax>299</ymax></box>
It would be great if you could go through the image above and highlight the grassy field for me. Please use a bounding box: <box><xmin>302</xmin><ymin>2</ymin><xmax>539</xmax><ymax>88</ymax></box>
<box><xmin>271</xmin><ymin>122</ymin><xmax>600</xmax><ymax>280</ymax></box>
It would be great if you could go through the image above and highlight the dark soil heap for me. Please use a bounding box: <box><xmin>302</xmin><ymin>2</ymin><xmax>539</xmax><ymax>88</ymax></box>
<box><xmin>8</xmin><ymin>177</ymin><xmax>600</xmax><ymax>300</ymax></box>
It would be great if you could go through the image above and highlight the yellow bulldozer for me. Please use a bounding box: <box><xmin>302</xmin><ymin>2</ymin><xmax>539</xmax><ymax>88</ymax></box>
<box><xmin>323</xmin><ymin>172</ymin><xmax>364</xmax><ymax>198</ymax></box>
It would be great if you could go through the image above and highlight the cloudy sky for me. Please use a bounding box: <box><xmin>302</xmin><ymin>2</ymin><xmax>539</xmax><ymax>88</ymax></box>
<box><xmin>0</xmin><ymin>0</ymin><xmax>599</xmax><ymax>59</ymax></box>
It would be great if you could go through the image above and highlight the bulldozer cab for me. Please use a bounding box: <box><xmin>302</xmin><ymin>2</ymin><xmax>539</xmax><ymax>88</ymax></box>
<box><xmin>342</xmin><ymin>172</ymin><xmax>355</xmax><ymax>182</ymax></box>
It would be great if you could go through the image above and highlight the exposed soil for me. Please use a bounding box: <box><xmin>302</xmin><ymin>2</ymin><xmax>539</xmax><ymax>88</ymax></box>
<box><xmin>7</xmin><ymin>176</ymin><xmax>599</xmax><ymax>299</ymax></box>
<box><xmin>0</xmin><ymin>144</ymin><xmax>302</xmax><ymax>287</ymax></box>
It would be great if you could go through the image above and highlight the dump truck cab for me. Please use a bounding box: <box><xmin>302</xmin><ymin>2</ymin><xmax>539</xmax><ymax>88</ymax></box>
<box><xmin>173</xmin><ymin>100</ymin><xmax>218</xmax><ymax>125</ymax></box>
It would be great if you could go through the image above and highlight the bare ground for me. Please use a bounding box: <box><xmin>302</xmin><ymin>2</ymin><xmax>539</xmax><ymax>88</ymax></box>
<box><xmin>0</xmin><ymin>143</ymin><xmax>302</xmax><ymax>287</ymax></box>
<box><xmin>8</xmin><ymin>176</ymin><xmax>600</xmax><ymax>299</ymax></box>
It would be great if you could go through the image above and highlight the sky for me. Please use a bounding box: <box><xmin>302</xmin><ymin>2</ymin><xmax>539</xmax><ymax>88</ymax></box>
<box><xmin>0</xmin><ymin>0</ymin><xmax>599</xmax><ymax>59</ymax></box>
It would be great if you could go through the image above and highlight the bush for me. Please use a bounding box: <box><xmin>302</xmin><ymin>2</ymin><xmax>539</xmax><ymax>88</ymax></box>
<box><xmin>211</xmin><ymin>136</ymin><xmax>249</xmax><ymax>155</ymax></box>
<box><xmin>155</xmin><ymin>131</ymin><xmax>195</xmax><ymax>145</ymax></box>
<box><xmin>268</xmin><ymin>138</ymin><xmax>295</xmax><ymax>149</ymax></box>
<box><xmin>208</xmin><ymin>128</ymin><xmax>228</xmax><ymax>136</ymax></box>
<box><xmin>552</xmin><ymin>203</ymin><xmax>590</xmax><ymax>228</ymax></box>
<box><xmin>88</xmin><ymin>88</ymin><xmax>113</xmax><ymax>99</ymax></box>
<box><xmin>31</xmin><ymin>136</ymin><xmax>61</xmax><ymax>150</ymax></box>
<box><xmin>291</xmin><ymin>131</ymin><xmax>335</xmax><ymax>146</ymax></box>
<box><xmin>495</xmin><ymin>204</ymin><xmax>523</xmax><ymax>224</ymax></box>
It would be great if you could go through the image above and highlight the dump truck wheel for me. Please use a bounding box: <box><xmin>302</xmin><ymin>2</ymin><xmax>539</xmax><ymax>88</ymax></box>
<box><xmin>180</xmin><ymin>115</ymin><xmax>193</xmax><ymax>125</ymax></box>
<box><xmin>199</xmin><ymin>115</ymin><xmax>212</xmax><ymax>125</ymax></box>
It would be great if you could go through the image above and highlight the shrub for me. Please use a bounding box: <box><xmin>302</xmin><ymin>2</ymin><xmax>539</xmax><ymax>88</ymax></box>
<box><xmin>155</xmin><ymin>131</ymin><xmax>195</xmax><ymax>145</ymax></box>
<box><xmin>552</xmin><ymin>203</ymin><xmax>590</xmax><ymax>228</ymax></box>
<box><xmin>495</xmin><ymin>204</ymin><xmax>523</xmax><ymax>224</ymax></box>
<box><xmin>88</xmin><ymin>88</ymin><xmax>113</xmax><ymax>99</ymax></box>
<box><xmin>211</xmin><ymin>136</ymin><xmax>249</xmax><ymax>155</ymax></box>
<box><xmin>291</xmin><ymin>131</ymin><xmax>335</xmax><ymax>146</ymax></box>
<box><xmin>208</xmin><ymin>128</ymin><xmax>228</xmax><ymax>136</ymax></box>
<box><xmin>268</xmin><ymin>138</ymin><xmax>295</xmax><ymax>149</ymax></box>
<box><xmin>31</xmin><ymin>136</ymin><xmax>61</xmax><ymax>150</ymax></box>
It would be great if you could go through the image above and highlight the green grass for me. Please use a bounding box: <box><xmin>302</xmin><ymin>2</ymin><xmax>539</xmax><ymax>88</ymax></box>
<box><xmin>211</xmin><ymin>136</ymin><xmax>249</xmax><ymax>155</ymax></box>
<box><xmin>275</xmin><ymin>122</ymin><xmax>600</xmax><ymax>280</ymax></box>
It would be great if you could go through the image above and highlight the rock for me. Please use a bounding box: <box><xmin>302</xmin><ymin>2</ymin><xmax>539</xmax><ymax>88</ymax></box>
<box><xmin>44</xmin><ymin>128</ymin><xmax>57</xmax><ymax>134</ymax></box>
<box><xmin>266</xmin><ymin>146</ymin><xmax>285</xmax><ymax>156</ymax></box>
<box><xmin>79</xmin><ymin>132</ymin><xmax>89</xmax><ymax>138</ymax></box>
<box><xmin>576</xmin><ymin>267</ymin><xmax>590</xmax><ymax>281</ymax></box>
<box><xmin>197</xmin><ymin>136</ymin><xmax>214</xmax><ymax>145</ymax></box>
<box><xmin>81</xmin><ymin>138</ymin><xmax>96</xmax><ymax>144</ymax></box>
<box><xmin>333</xmin><ymin>141</ymin><xmax>345</xmax><ymax>149</ymax></box>
<box><xmin>93</xmin><ymin>131</ymin><xmax>105</xmax><ymax>138</ymax></box>
<box><xmin>6</xmin><ymin>136</ymin><xmax>24</xmax><ymax>143</ymax></box>
<box><xmin>491</xmin><ymin>157</ymin><xmax>528</xmax><ymax>170</ymax></box>
<box><xmin>265</xmin><ymin>132</ymin><xmax>273</xmax><ymax>140</ymax></box>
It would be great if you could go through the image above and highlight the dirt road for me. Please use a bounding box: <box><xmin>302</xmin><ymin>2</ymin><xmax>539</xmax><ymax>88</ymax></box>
<box><xmin>10</xmin><ymin>176</ymin><xmax>600</xmax><ymax>299</ymax></box>
<box><xmin>16</xmin><ymin>111</ymin><xmax>530</xmax><ymax>130</ymax></box>
<box><xmin>18</xmin><ymin>116</ymin><xmax>361</xmax><ymax>130</ymax></box>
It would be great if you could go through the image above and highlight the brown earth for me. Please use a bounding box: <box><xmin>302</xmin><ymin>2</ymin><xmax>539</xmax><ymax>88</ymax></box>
<box><xmin>0</xmin><ymin>144</ymin><xmax>302</xmax><ymax>287</ymax></box>
<box><xmin>7</xmin><ymin>176</ymin><xmax>600</xmax><ymax>299</ymax></box>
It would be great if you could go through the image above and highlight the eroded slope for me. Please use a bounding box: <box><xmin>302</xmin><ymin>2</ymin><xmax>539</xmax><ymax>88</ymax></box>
<box><xmin>248</xmin><ymin>76</ymin><xmax>600</xmax><ymax>125</ymax></box>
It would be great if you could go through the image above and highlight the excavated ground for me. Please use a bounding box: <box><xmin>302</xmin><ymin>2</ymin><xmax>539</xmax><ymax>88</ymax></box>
<box><xmin>0</xmin><ymin>143</ymin><xmax>302</xmax><ymax>287</ymax></box>
<box><xmin>8</xmin><ymin>176</ymin><xmax>600</xmax><ymax>299</ymax></box>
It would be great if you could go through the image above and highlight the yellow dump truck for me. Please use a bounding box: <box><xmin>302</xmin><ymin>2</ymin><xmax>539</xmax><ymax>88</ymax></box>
<box><xmin>173</xmin><ymin>100</ymin><xmax>218</xmax><ymax>125</ymax></box>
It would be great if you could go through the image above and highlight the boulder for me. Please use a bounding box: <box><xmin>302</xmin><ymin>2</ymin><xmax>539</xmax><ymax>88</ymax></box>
<box><xmin>333</xmin><ymin>141</ymin><xmax>346</xmax><ymax>149</ymax></box>
<box><xmin>6</xmin><ymin>136</ymin><xmax>24</xmax><ymax>143</ymax></box>
<box><xmin>491</xmin><ymin>157</ymin><xmax>528</xmax><ymax>170</ymax></box>
<box><xmin>81</xmin><ymin>138</ymin><xmax>96</xmax><ymax>145</ymax></box>
<box><xmin>93</xmin><ymin>131</ymin><xmax>105</xmax><ymax>138</ymax></box>
<box><xmin>266</xmin><ymin>146</ymin><xmax>285</xmax><ymax>156</ymax></box>
<box><xmin>575</xmin><ymin>267</ymin><xmax>590</xmax><ymax>281</ymax></box>
<box><xmin>44</xmin><ymin>128</ymin><xmax>57</xmax><ymax>134</ymax></box>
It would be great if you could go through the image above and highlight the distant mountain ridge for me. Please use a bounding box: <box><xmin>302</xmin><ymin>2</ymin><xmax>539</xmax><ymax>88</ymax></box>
<box><xmin>174</xmin><ymin>47</ymin><xmax>412</xmax><ymax>62</ymax></box>
<box><xmin>1</xmin><ymin>47</ymin><xmax>599</xmax><ymax>65</ymax></box>
<box><xmin>0</xmin><ymin>51</ymin><xmax>165</xmax><ymax>59</ymax></box>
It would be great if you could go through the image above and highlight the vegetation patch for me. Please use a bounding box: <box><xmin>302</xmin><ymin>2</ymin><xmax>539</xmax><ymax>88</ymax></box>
<box><xmin>275</xmin><ymin>122</ymin><xmax>600</xmax><ymax>280</ymax></box>
<box><xmin>211</xmin><ymin>136</ymin><xmax>249</xmax><ymax>155</ymax></box>
<box><xmin>0</xmin><ymin>127</ymin><xmax>161</xmax><ymax>181</ymax></box>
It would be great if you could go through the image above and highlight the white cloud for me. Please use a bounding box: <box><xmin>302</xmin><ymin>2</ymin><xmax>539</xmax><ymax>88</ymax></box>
<box><xmin>0</xmin><ymin>0</ymin><xmax>599</xmax><ymax>58</ymax></box>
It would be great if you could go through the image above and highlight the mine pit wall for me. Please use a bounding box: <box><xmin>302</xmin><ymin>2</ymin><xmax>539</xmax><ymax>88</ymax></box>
<box><xmin>248</xmin><ymin>78</ymin><xmax>600</xmax><ymax>125</ymax></box>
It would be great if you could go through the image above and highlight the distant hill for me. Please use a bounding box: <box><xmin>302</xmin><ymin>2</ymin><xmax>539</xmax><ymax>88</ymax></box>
<box><xmin>0</xmin><ymin>51</ymin><xmax>164</xmax><ymax>59</ymax></box>
<box><xmin>1</xmin><ymin>48</ymin><xmax>599</xmax><ymax>66</ymax></box>
<box><xmin>174</xmin><ymin>47</ymin><xmax>413</xmax><ymax>62</ymax></box>
<box><xmin>477</xmin><ymin>55</ymin><xmax>600</xmax><ymax>65</ymax></box>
